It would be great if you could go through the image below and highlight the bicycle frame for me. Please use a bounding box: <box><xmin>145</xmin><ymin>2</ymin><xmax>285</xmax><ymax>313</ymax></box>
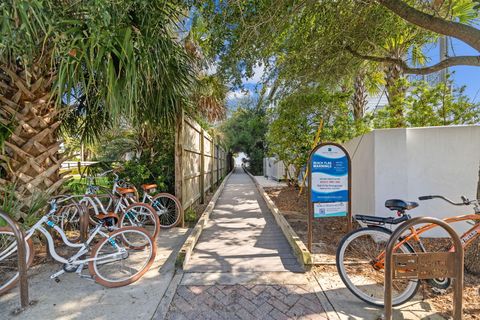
<box><xmin>114</xmin><ymin>180</ymin><xmax>170</xmax><ymax>216</ymax></box>
<box><xmin>373</xmin><ymin>214</ymin><xmax>480</xmax><ymax>269</ymax></box>
<box><xmin>80</xmin><ymin>194</ymin><xmax>129</xmax><ymax>216</ymax></box>
<box><xmin>84</xmin><ymin>171</ymin><xmax>170</xmax><ymax>222</ymax></box>
<box><xmin>0</xmin><ymin>209</ymin><xmax>123</xmax><ymax>270</ymax></box>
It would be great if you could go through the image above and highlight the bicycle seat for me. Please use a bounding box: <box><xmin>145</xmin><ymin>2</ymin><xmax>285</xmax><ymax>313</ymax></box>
<box><xmin>385</xmin><ymin>199</ymin><xmax>418</xmax><ymax>211</ymax></box>
<box><xmin>141</xmin><ymin>184</ymin><xmax>157</xmax><ymax>191</ymax></box>
<box><xmin>97</xmin><ymin>212</ymin><xmax>119</xmax><ymax>223</ymax></box>
<box><xmin>117</xmin><ymin>187</ymin><xmax>136</xmax><ymax>195</ymax></box>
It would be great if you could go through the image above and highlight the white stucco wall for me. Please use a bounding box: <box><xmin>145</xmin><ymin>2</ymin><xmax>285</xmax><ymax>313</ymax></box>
<box><xmin>343</xmin><ymin>133</ymin><xmax>376</xmax><ymax>216</ymax></box>
<box><xmin>343</xmin><ymin>125</ymin><xmax>480</xmax><ymax>237</ymax></box>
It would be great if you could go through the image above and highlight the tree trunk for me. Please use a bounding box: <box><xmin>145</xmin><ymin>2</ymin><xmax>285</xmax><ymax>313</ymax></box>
<box><xmin>379</xmin><ymin>0</ymin><xmax>480</xmax><ymax>52</ymax></box>
<box><xmin>352</xmin><ymin>71</ymin><xmax>367</xmax><ymax>120</ymax></box>
<box><xmin>0</xmin><ymin>66</ymin><xmax>65</xmax><ymax>217</ymax></box>
<box><xmin>384</xmin><ymin>63</ymin><xmax>407</xmax><ymax>128</ymax></box>
<box><xmin>464</xmin><ymin>165</ymin><xmax>480</xmax><ymax>275</ymax></box>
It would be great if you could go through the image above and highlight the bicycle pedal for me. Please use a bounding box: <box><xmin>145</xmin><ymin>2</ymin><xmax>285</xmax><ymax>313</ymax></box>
<box><xmin>80</xmin><ymin>274</ymin><xmax>95</xmax><ymax>282</ymax></box>
<box><xmin>50</xmin><ymin>269</ymin><xmax>65</xmax><ymax>280</ymax></box>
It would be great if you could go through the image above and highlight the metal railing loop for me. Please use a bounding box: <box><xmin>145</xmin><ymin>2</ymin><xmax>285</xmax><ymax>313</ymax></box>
<box><xmin>384</xmin><ymin>216</ymin><xmax>464</xmax><ymax>320</ymax></box>
<box><xmin>0</xmin><ymin>210</ymin><xmax>29</xmax><ymax>309</ymax></box>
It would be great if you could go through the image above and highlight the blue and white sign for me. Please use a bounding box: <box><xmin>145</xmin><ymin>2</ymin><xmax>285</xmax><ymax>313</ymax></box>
<box><xmin>310</xmin><ymin>144</ymin><xmax>349</xmax><ymax>218</ymax></box>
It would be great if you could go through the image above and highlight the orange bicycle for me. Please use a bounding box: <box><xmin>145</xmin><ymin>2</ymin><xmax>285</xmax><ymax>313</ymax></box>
<box><xmin>336</xmin><ymin>195</ymin><xmax>480</xmax><ymax>306</ymax></box>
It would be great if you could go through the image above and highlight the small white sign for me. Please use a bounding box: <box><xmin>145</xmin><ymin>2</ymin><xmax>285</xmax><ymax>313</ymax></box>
<box><xmin>314</xmin><ymin>202</ymin><xmax>347</xmax><ymax>218</ymax></box>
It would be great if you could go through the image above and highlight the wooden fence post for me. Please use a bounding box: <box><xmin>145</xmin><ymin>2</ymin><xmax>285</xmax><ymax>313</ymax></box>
<box><xmin>175</xmin><ymin>110</ymin><xmax>185</xmax><ymax>228</ymax></box>
<box><xmin>200</xmin><ymin>128</ymin><xmax>205</xmax><ymax>204</ymax></box>
<box><xmin>216</xmin><ymin>145</ymin><xmax>220</xmax><ymax>185</ymax></box>
<box><xmin>210</xmin><ymin>137</ymin><xmax>214</xmax><ymax>189</ymax></box>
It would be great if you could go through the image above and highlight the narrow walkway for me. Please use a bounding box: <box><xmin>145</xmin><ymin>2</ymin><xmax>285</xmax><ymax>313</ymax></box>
<box><xmin>184</xmin><ymin>167</ymin><xmax>302</xmax><ymax>273</ymax></box>
<box><xmin>162</xmin><ymin>168</ymin><xmax>329</xmax><ymax>320</ymax></box>
<box><xmin>162</xmin><ymin>167</ymin><xmax>445</xmax><ymax>320</ymax></box>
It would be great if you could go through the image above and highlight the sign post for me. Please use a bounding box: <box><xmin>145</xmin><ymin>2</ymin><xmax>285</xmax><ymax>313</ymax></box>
<box><xmin>307</xmin><ymin>143</ymin><xmax>352</xmax><ymax>251</ymax></box>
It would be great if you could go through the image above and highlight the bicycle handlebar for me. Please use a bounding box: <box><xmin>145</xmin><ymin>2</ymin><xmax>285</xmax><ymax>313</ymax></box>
<box><xmin>418</xmin><ymin>194</ymin><xmax>472</xmax><ymax>206</ymax></box>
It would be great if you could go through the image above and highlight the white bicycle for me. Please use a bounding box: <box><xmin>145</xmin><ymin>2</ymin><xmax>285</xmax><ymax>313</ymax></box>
<box><xmin>0</xmin><ymin>198</ymin><xmax>156</xmax><ymax>294</ymax></box>
<box><xmin>78</xmin><ymin>170</ymin><xmax>160</xmax><ymax>239</ymax></box>
<box><xmin>116</xmin><ymin>179</ymin><xmax>182</xmax><ymax>228</ymax></box>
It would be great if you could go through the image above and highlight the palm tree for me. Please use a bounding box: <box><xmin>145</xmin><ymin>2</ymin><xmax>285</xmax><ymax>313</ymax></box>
<box><xmin>194</xmin><ymin>74</ymin><xmax>228</xmax><ymax>122</ymax></box>
<box><xmin>185</xmin><ymin>15</ymin><xmax>227</xmax><ymax>122</ymax></box>
<box><xmin>0</xmin><ymin>1</ymin><xmax>193</xmax><ymax>206</ymax></box>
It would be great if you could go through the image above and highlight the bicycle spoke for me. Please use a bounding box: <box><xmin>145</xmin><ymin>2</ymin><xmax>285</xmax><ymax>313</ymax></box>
<box><xmin>337</xmin><ymin>228</ymin><xmax>419</xmax><ymax>306</ymax></box>
<box><xmin>91</xmin><ymin>229</ymin><xmax>154</xmax><ymax>285</ymax></box>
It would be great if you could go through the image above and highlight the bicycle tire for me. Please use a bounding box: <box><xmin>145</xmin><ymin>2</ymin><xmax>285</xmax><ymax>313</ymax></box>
<box><xmin>55</xmin><ymin>196</ymin><xmax>83</xmax><ymax>242</ymax></box>
<box><xmin>88</xmin><ymin>227</ymin><xmax>156</xmax><ymax>288</ymax></box>
<box><xmin>119</xmin><ymin>203</ymin><xmax>160</xmax><ymax>239</ymax></box>
<box><xmin>0</xmin><ymin>227</ymin><xmax>35</xmax><ymax>295</ymax></box>
<box><xmin>336</xmin><ymin>226</ymin><xmax>420</xmax><ymax>306</ymax></box>
<box><xmin>151</xmin><ymin>193</ymin><xmax>182</xmax><ymax>228</ymax></box>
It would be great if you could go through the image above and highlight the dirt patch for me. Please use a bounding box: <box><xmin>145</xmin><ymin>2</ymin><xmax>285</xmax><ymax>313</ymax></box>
<box><xmin>265</xmin><ymin>186</ymin><xmax>356</xmax><ymax>263</ymax></box>
<box><xmin>265</xmin><ymin>185</ymin><xmax>480</xmax><ymax>320</ymax></box>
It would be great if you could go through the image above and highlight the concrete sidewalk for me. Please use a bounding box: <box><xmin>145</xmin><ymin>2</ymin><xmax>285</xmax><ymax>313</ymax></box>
<box><xmin>0</xmin><ymin>228</ymin><xmax>190</xmax><ymax>319</ymax></box>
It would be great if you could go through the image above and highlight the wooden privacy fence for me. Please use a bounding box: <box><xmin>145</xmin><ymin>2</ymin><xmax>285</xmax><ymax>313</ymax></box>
<box><xmin>175</xmin><ymin>113</ymin><xmax>232</xmax><ymax>220</ymax></box>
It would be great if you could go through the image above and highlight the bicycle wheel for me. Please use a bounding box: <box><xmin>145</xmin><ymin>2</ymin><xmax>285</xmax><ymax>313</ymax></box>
<box><xmin>55</xmin><ymin>197</ymin><xmax>83</xmax><ymax>242</ymax></box>
<box><xmin>336</xmin><ymin>226</ymin><xmax>420</xmax><ymax>306</ymax></box>
<box><xmin>151</xmin><ymin>193</ymin><xmax>182</xmax><ymax>228</ymax></box>
<box><xmin>0</xmin><ymin>227</ymin><xmax>35</xmax><ymax>295</ymax></box>
<box><xmin>119</xmin><ymin>203</ymin><xmax>159</xmax><ymax>239</ymax></box>
<box><xmin>88</xmin><ymin>227</ymin><xmax>156</xmax><ymax>288</ymax></box>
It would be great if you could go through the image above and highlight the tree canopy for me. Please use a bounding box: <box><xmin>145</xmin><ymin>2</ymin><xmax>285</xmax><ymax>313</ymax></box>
<box><xmin>192</xmin><ymin>0</ymin><xmax>479</xmax><ymax>90</ymax></box>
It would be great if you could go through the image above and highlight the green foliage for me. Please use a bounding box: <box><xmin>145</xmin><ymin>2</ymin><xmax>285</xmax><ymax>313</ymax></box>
<box><xmin>71</xmin><ymin>122</ymin><xmax>177</xmax><ymax>193</ymax></box>
<box><xmin>474</xmin><ymin>0</ymin><xmax>480</xmax><ymax>10</ymax></box>
<box><xmin>221</xmin><ymin>99</ymin><xmax>267</xmax><ymax>175</ymax></box>
<box><xmin>266</xmin><ymin>87</ymin><xmax>368</xmax><ymax>179</ymax></box>
<box><xmin>64</xmin><ymin>176</ymin><xmax>111</xmax><ymax>195</ymax></box>
<box><xmin>373</xmin><ymin>77</ymin><xmax>480</xmax><ymax>128</ymax></box>
<box><xmin>1</xmin><ymin>0</ymin><xmax>194</xmax><ymax>144</ymax></box>
<box><xmin>0</xmin><ymin>184</ymin><xmax>48</xmax><ymax>228</ymax></box>
<box><xmin>184</xmin><ymin>207</ymin><xmax>197</xmax><ymax>223</ymax></box>
<box><xmin>119</xmin><ymin>155</ymin><xmax>172</xmax><ymax>193</ymax></box>
<box><xmin>191</xmin><ymin>1</ymin><xmax>436</xmax><ymax>91</ymax></box>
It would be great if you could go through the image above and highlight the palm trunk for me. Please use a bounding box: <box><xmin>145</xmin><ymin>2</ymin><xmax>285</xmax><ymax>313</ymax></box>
<box><xmin>352</xmin><ymin>71</ymin><xmax>367</xmax><ymax>120</ymax></box>
<box><xmin>384</xmin><ymin>63</ymin><xmax>407</xmax><ymax>127</ymax></box>
<box><xmin>0</xmin><ymin>66</ymin><xmax>66</xmax><ymax>209</ymax></box>
<box><xmin>464</xmin><ymin>165</ymin><xmax>480</xmax><ymax>275</ymax></box>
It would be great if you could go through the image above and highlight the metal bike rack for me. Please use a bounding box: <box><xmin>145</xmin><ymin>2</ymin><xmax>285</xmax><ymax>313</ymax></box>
<box><xmin>384</xmin><ymin>217</ymin><xmax>464</xmax><ymax>320</ymax></box>
<box><xmin>0</xmin><ymin>210</ymin><xmax>30</xmax><ymax>309</ymax></box>
<box><xmin>79</xmin><ymin>206</ymin><xmax>89</xmax><ymax>243</ymax></box>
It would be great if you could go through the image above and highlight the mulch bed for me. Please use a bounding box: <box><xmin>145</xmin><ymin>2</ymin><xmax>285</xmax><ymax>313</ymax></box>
<box><xmin>265</xmin><ymin>185</ymin><xmax>480</xmax><ymax>320</ymax></box>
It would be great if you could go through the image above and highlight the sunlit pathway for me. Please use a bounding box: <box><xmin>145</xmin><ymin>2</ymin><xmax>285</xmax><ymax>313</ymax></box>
<box><xmin>162</xmin><ymin>168</ymin><xmax>329</xmax><ymax>320</ymax></box>
<box><xmin>184</xmin><ymin>166</ymin><xmax>302</xmax><ymax>273</ymax></box>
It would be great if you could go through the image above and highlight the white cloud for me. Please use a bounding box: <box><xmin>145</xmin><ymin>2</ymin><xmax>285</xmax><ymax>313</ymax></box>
<box><xmin>243</xmin><ymin>64</ymin><xmax>266</xmax><ymax>84</ymax></box>
<box><xmin>206</xmin><ymin>63</ymin><xmax>218</xmax><ymax>75</ymax></box>
<box><xmin>227</xmin><ymin>89</ymin><xmax>250</xmax><ymax>100</ymax></box>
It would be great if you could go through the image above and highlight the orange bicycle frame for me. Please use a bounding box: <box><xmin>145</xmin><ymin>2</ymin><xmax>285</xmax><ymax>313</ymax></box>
<box><xmin>373</xmin><ymin>214</ymin><xmax>480</xmax><ymax>269</ymax></box>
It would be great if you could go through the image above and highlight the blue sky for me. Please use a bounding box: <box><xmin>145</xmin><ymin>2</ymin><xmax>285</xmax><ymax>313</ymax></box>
<box><xmin>227</xmin><ymin>39</ymin><xmax>480</xmax><ymax>108</ymax></box>
<box><xmin>423</xmin><ymin>38</ymin><xmax>480</xmax><ymax>102</ymax></box>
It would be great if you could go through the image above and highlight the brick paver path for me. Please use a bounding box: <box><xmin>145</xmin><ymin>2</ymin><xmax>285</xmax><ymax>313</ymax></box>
<box><xmin>165</xmin><ymin>284</ymin><xmax>326</xmax><ymax>320</ymax></box>
<box><xmin>164</xmin><ymin>168</ymin><xmax>327</xmax><ymax>320</ymax></box>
